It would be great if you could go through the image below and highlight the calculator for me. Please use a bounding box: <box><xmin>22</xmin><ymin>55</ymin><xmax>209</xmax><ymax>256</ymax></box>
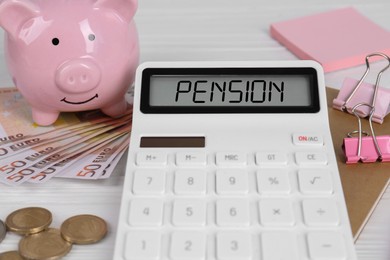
<box><xmin>113</xmin><ymin>61</ymin><xmax>357</xmax><ymax>260</ymax></box>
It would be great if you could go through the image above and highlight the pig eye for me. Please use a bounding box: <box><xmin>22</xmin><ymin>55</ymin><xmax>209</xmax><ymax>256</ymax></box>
<box><xmin>52</xmin><ymin>38</ymin><xmax>60</xmax><ymax>46</ymax></box>
<box><xmin>88</xmin><ymin>34</ymin><xmax>96</xmax><ymax>41</ymax></box>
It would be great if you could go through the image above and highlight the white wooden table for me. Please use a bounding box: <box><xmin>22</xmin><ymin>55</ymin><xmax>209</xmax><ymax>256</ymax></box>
<box><xmin>0</xmin><ymin>0</ymin><xmax>389</xmax><ymax>259</ymax></box>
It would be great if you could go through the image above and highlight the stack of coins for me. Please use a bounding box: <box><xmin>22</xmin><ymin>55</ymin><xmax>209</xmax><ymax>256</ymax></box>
<box><xmin>0</xmin><ymin>207</ymin><xmax>107</xmax><ymax>260</ymax></box>
<box><xmin>0</xmin><ymin>219</ymin><xmax>6</xmax><ymax>243</ymax></box>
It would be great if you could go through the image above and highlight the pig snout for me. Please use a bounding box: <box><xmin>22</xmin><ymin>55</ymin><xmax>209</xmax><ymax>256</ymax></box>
<box><xmin>55</xmin><ymin>59</ymin><xmax>101</xmax><ymax>93</ymax></box>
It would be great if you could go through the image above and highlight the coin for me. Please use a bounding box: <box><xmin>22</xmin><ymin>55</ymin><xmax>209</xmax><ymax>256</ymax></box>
<box><xmin>5</xmin><ymin>207</ymin><xmax>52</xmax><ymax>235</ymax></box>
<box><xmin>0</xmin><ymin>251</ymin><xmax>24</xmax><ymax>260</ymax></box>
<box><xmin>0</xmin><ymin>219</ymin><xmax>6</xmax><ymax>243</ymax></box>
<box><xmin>60</xmin><ymin>214</ymin><xmax>107</xmax><ymax>244</ymax></box>
<box><xmin>19</xmin><ymin>228</ymin><xmax>72</xmax><ymax>260</ymax></box>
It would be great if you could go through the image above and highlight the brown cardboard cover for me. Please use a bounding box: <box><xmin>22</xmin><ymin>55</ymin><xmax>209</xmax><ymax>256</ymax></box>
<box><xmin>327</xmin><ymin>87</ymin><xmax>390</xmax><ymax>237</ymax></box>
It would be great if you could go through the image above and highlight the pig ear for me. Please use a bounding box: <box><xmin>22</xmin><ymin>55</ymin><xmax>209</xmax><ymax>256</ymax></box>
<box><xmin>94</xmin><ymin>0</ymin><xmax>137</xmax><ymax>22</ymax></box>
<box><xmin>0</xmin><ymin>0</ymin><xmax>40</xmax><ymax>36</ymax></box>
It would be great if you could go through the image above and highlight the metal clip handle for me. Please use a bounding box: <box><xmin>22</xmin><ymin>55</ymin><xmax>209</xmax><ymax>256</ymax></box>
<box><xmin>348</xmin><ymin>103</ymin><xmax>383</xmax><ymax>161</ymax></box>
<box><xmin>343</xmin><ymin>52</ymin><xmax>390</xmax><ymax>111</ymax></box>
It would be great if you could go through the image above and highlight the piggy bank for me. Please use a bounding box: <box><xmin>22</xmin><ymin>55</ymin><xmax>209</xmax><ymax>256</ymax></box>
<box><xmin>0</xmin><ymin>0</ymin><xmax>139</xmax><ymax>126</ymax></box>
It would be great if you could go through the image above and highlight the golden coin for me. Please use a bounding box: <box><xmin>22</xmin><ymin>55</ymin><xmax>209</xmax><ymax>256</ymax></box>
<box><xmin>60</xmin><ymin>214</ymin><xmax>107</xmax><ymax>244</ymax></box>
<box><xmin>0</xmin><ymin>251</ymin><xmax>24</xmax><ymax>260</ymax></box>
<box><xmin>6</xmin><ymin>207</ymin><xmax>52</xmax><ymax>235</ymax></box>
<box><xmin>0</xmin><ymin>250</ymin><xmax>24</xmax><ymax>260</ymax></box>
<box><xmin>0</xmin><ymin>219</ymin><xmax>6</xmax><ymax>243</ymax></box>
<box><xmin>19</xmin><ymin>228</ymin><xmax>72</xmax><ymax>260</ymax></box>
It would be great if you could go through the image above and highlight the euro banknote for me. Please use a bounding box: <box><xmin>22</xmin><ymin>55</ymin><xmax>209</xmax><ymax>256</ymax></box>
<box><xmin>0</xmin><ymin>88</ymin><xmax>132</xmax><ymax>186</ymax></box>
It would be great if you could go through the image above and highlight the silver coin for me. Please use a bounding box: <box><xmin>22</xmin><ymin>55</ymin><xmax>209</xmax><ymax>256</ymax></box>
<box><xmin>0</xmin><ymin>219</ymin><xmax>6</xmax><ymax>243</ymax></box>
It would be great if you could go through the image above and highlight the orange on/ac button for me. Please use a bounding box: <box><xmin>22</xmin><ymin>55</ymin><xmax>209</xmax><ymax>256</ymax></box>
<box><xmin>293</xmin><ymin>134</ymin><xmax>324</xmax><ymax>146</ymax></box>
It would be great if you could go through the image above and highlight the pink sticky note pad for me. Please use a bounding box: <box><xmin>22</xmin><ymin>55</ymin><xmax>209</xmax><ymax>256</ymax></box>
<box><xmin>270</xmin><ymin>7</ymin><xmax>390</xmax><ymax>72</ymax></box>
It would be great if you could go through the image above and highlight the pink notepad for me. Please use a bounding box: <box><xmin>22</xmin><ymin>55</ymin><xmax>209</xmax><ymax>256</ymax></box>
<box><xmin>270</xmin><ymin>7</ymin><xmax>390</xmax><ymax>72</ymax></box>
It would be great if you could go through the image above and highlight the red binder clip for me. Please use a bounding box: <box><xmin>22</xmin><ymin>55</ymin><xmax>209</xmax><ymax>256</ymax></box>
<box><xmin>343</xmin><ymin>103</ymin><xmax>390</xmax><ymax>164</ymax></box>
<box><xmin>333</xmin><ymin>52</ymin><xmax>390</xmax><ymax>124</ymax></box>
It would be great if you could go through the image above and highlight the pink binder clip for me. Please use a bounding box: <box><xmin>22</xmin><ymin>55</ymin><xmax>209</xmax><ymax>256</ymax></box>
<box><xmin>333</xmin><ymin>52</ymin><xmax>390</xmax><ymax>124</ymax></box>
<box><xmin>343</xmin><ymin>103</ymin><xmax>390</xmax><ymax>164</ymax></box>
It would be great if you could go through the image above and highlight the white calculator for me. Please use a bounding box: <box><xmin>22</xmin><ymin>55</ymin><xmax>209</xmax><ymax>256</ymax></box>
<box><xmin>113</xmin><ymin>61</ymin><xmax>357</xmax><ymax>260</ymax></box>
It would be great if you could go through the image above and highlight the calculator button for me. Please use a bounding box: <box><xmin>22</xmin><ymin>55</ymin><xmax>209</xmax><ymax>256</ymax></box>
<box><xmin>302</xmin><ymin>199</ymin><xmax>340</xmax><ymax>226</ymax></box>
<box><xmin>216</xmin><ymin>199</ymin><xmax>250</xmax><ymax>226</ymax></box>
<box><xmin>133</xmin><ymin>170</ymin><xmax>166</xmax><ymax>195</ymax></box>
<box><xmin>174</xmin><ymin>170</ymin><xmax>207</xmax><ymax>195</ymax></box>
<box><xmin>261</xmin><ymin>232</ymin><xmax>299</xmax><ymax>260</ymax></box>
<box><xmin>136</xmin><ymin>152</ymin><xmax>167</xmax><ymax>166</ymax></box>
<box><xmin>172</xmin><ymin>199</ymin><xmax>207</xmax><ymax>226</ymax></box>
<box><xmin>170</xmin><ymin>231</ymin><xmax>206</xmax><ymax>260</ymax></box>
<box><xmin>298</xmin><ymin>169</ymin><xmax>333</xmax><ymax>194</ymax></box>
<box><xmin>259</xmin><ymin>199</ymin><xmax>295</xmax><ymax>226</ymax></box>
<box><xmin>128</xmin><ymin>198</ymin><xmax>164</xmax><ymax>226</ymax></box>
<box><xmin>257</xmin><ymin>169</ymin><xmax>291</xmax><ymax>194</ymax></box>
<box><xmin>176</xmin><ymin>152</ymin><xmax>207</xmax><ymax>166</ymax></box>
<box><xmin>293</xmin><ymin>133</ymin><xmax>323</xmax><ymax>146</ymax></box>
<box><xmin>295</xmin><ymin>152</ymin><xmax>328</xmax><ymax>165</ymax></box>
<box><xmin>216</xmin><ymin>169</ymin><xmax>249</xmax><ymax>194</ymax></box>
<box><xmin>216</xmin><ymin>231</ymin><xmax>252</xmax><ymax>260</ymax></box>
<box><xmin>307</xmin><ymin>232</ymin><xmax>347</xmax><ymax>260</ymax></box>
<box><xmin>256</xmin><ymin>152</ymin><xmax>288</xmax><ymax>166</ymax></box>
<box><xmin>125</xmin><ymin>231</ymin><xmax>161</xmax><ymax>260</ymax></box>
<box><xmin>216</xmin><ymin>152</ymin><xmax>247</xmax><ymax>166</ymax></box>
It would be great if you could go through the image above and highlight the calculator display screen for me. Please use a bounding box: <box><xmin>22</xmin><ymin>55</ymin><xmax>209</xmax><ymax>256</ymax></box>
<box><xmin>141</xmin><ymin>67</ymin><xmax>320</xmax><ymax>113</ymax></box>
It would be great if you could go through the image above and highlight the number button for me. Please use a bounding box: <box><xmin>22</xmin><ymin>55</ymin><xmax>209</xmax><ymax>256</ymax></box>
<box><xmin>128</xmin><ymin>198</ymin><xmax>164</xmax><ymax>226</ymax></box>
<box><xmin>170</xmin><ymin>231</ymin><xmax>206</xmax><ymax>260</ymax></box>
<box><xmin>217</xmin><ymin>231</ymin><xmax>252</xmax><ymax>260</ymax></box>
<box><xmin>172</xmin><ymin>199</ymin><xmax>206</xmax><ymax>226</ymax></box>
<box><xmin>216</xmin><ymin>170</ymin><xmax>249</xmax><ymax>194</ymax></box>
<box><xmin>133</xmin><ymin>170</ymin><xmax>166</xmax><ymax>195</ymax></box>
<box><xmin>174</xmin><ymin>170</ymin><xmax>207</xmax><ymax>195</ymax></box>
<box><xmin>125</xmin><ymin>231</ymin><xmax>161</xmax><ymax>260</ymax></box>
<box><xmin>216</xmin><ymin>199</ymin><xmax>250</xmax><ymax>226</ymax></box>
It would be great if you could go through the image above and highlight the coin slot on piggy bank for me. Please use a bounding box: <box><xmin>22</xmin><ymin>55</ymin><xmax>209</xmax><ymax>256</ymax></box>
<box><xmin>0</xmin><ymin>0</ymin><xmax>139</xmax><ymax>126</ymax></box>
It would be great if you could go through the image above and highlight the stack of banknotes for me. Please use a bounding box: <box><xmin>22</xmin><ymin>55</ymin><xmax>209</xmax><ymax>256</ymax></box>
<box><xmin>0</xmin><ymin>88</ymin><xmax>132</xmax><ymax>186</ymax></box>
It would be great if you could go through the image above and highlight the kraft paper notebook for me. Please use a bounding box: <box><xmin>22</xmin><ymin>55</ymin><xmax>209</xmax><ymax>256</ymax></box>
<box><xmin>326</xmin><ymin>87</ymin><xmax>390</xmax><ymax>238</ymax></box>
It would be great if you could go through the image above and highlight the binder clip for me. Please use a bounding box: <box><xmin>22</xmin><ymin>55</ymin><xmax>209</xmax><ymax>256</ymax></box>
<box><xmin>333</xmin><ymin>52</ymin><xmax>390</xmax><ymax>124</ymax></box>
<box><xmin>343</xmin><ymin>103</ymin><xmax>390</xmax><ymax>164</ymax></box>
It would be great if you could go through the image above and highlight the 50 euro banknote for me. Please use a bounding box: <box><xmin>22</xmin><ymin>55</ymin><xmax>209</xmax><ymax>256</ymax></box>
<box><xmin>51</xmin><ymin>133</ymin><xmax>129</xmax><ymax>181</ymax></box>
<box><xmin>27</xmin><ymin>127</ymin><xmax>131</xmax><ymax>184</ymax></box>
<box><xmin>0</xmin><ymin>121</ymin><xmax>129</xmax><ymax>185</ymax></box>
<box><xmin>0</xmin><ymin>112</ymin><xmax>132</xmax><ymax>160</ymax></box>
<box><xmin>0</xmin><ymin>87</ymin><xmax>133</xmax><ymax>185</ymax></box>
<box><xmin>0</xmin><ymin>88</ymin><xmax>124</xmax><ymax>144</ymax></box>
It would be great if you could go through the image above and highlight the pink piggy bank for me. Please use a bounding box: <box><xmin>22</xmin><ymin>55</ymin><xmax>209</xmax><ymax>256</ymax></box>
<box><xmin>0</xmin><ymin>0</ymin><xmax>139</xmax><ymax>126</ymax></box>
